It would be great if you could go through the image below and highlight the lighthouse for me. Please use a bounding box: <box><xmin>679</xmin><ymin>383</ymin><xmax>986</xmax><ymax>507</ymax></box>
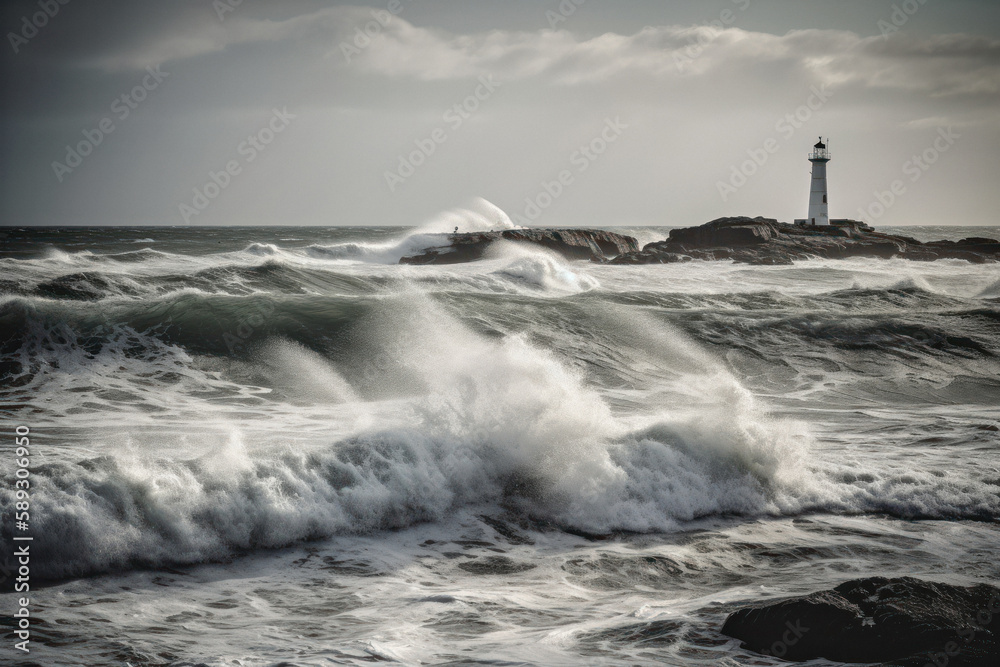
<box><xmin>797</xmin><ymin>138</ymin><xmax>831</xmax><ymax>226</ymax></box>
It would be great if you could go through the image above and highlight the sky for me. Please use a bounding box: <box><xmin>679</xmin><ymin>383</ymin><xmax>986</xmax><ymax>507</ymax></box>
<box><xmin>1</xmin><ymin>0</ymin><xmax>999</xmax><ymax>227</ymax></box>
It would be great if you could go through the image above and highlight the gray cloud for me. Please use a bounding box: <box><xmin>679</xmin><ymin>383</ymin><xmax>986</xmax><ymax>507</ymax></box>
<box><xmin>2</xmin><ymin>1</ymin><xmax>999</xmax><ymax>227</ymax></box>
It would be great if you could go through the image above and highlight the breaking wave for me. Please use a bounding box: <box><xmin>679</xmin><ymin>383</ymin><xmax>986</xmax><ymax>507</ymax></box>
<box><xmin>3</xmin><ymin>291</ymin><xmax>998</xmax><ymax>581</ymax></box>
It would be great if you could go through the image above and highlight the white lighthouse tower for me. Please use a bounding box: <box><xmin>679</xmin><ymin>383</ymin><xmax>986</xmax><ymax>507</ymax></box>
<box><xmin>797</xmin><ymin>137</ymin><xmax>831</xmax><ymax>226</ymax></box>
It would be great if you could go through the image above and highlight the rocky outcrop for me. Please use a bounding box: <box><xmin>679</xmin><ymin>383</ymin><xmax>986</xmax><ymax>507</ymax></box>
<box><xmin>721</xmin><ymin>577</ymin><xmax>1000</xmax><ymax>666</ymax></box>
<box><xmin>668</xmin><ymin>218</ymin><xmax>777</xmax><ymax>247</ymax></box>
<box><xmin>607</xmin><ymin>217</ymin><xmax>1000</xmax><ymax>265</ymax></box>
<box><xmin>399</xmin><ymin>229</ymin><xmax>639</xmax><ymax>265</ymax></box>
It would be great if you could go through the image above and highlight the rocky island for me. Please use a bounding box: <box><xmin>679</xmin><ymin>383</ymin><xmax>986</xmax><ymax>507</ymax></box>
<box><xmin>397</xmin><ymin>218</ymin><xmax>1000</xmax><ymax>266</ymax></box>
<box><xmin>609</xmin><ymin>217</ymin><xmax>1000</xmax><ymax>265</ymax></box>
<box><xmin>398</xmin><ymin>228</ymin><xmax>639</xmax><ymax>264</ymax></box>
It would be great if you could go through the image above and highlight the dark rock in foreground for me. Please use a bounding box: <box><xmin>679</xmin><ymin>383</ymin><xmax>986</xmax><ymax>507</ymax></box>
<box><xmin>609</xmin><ymin>217</ymin><xmax>1000</xmax><ymax>265</ymax></box>
<box><xmin>398</xmin><ymin>228</ymin><xmax>639</xmax><ymax>265</ymax></box>
<box><xmin>722</xmin><ymin>577</ymin><xmax>1000</xmax><ymax>666</ymax></box>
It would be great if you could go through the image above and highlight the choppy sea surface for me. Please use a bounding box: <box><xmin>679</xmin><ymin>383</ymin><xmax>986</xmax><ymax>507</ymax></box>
<box><xmin>1</xmin><ymin>213</ymin><xmax>999</xmax><ymax>666</ymax></box>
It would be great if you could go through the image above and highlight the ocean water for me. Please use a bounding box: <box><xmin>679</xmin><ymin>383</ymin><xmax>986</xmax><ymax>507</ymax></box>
<box><xmin>1</xmin><ymin>211</ymin><xmax>999</xmax><ymax>666</ymax></box>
